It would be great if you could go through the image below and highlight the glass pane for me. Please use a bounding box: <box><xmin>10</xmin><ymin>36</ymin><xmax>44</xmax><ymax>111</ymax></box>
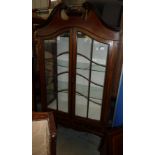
<box><xmin>75</xmin><ymin>32</ymin><xmax>92</xmax><ymax>118</ymax></box>
<box><xmin>88</xmin><ymin>40</ymin><xmax>108</xmax><ymax>120</ymax></box>
<box><xmin>44</xmin><ymin>39</ymin><xmax>56</xmax><ymax>109</ymax></box>
<box><xmin>91</xmin><ymin>70</ymin><xmax>105</xmax><ymax>86</ymax></box>
<box><xmin>58</xmin><ymin>73</ymin><xmax>68</xmax><ymax>91</ymax></box>
<box><xmin>76</xmin><ymin>75</ymin><xmax>89</xmax><ymax>96</ymax></box>
<box><xmin>57</xmin><ymin>33</ymin><xmax>69</xmax><ymax>112</ymax></box>
<box><xmin>57</xmin><ymin>34</ymin><xmax>69</xmax><ymax>55</ymax></box>
<box><xmin>57</xmin><ymin>54</ymin><xmax>69</xmax><ymax>71</ymax></box>
<box><xmin>58</xmin><ymin>92</ymin><xmax>68</xmax><ymax>112</ymax></box>
<box><xmin>44</xmin><ymin>32</ymin><xmax>69</xmax><ymax>113</ymax></box>
<box><xmin>90</xmin><ymin>84</ymin><xmax>103</xmax><ymax>100</ymax></box>
<box><xmin>75</xmin><ymin>94</ymin><xmax>87</xmax><ymax>118</ymax></box>
<box><xmin>88</xmin><ymin>101</ymin><xmax>102</xmax><ymax>120</ymax></box>
<box><xmin>77</xmin><ymin>32</ymin><xmax>92</xmax><ymax>58</ymax></box>
<box><xmin>76</xmin><ymin>56</ymin><xmax>90</xmax><ymax>71</ymax></box>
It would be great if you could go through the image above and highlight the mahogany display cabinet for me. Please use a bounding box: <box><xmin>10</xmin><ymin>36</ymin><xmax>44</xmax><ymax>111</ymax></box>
<box><xmin>33</xmin><ymin>2</ymin><xmax>123</xmax><ymax>136</ymax></box>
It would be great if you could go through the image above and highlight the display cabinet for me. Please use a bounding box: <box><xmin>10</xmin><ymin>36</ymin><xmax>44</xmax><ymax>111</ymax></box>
<box><xmin>34</xmin><ymin>2</ymin><xmax>122</xmax><ymax>136</ymax></box>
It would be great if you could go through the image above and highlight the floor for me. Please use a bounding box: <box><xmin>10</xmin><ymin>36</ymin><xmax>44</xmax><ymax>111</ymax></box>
<box><xmin>57</xmin><ymin>125</ymin><xmax>101</xmax><ymax>155</ymax></box>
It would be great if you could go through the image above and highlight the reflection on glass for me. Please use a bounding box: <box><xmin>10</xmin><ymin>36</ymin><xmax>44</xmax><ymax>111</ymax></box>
<box><xmin>92</xmin><ymin>40</ymin><xmax>108</xmax><ymax>65</ymax></box>
<box><xmin>75</xmin><ymin>32</ymin><xmax>108</xmax><ymax>120</ymax></box>
<box><xmin>44</xmin><ymin>32</ymin><xmax>69</xmax><ymax>113</ymax></box>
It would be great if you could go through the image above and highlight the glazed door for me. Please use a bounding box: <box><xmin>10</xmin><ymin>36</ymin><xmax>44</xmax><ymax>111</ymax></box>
<box><xmin>74</xmin><ymin>32</ymin><xmax>109</xmax><ymax>121</ymax></box>
<box><xmin>41</xmin><ymin>30</ymin><xmax>109</xmax><ymax>121</ymax></box>
<box><xmin>43</xmin><ymin>32</ymin><xmax>70</xmax><ymax>113</ymax></box>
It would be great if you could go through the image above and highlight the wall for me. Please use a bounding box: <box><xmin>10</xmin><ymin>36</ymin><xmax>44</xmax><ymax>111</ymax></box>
<box><xmin>112</xmin><ymin>72</ymin><xmax>123</xmax><ymax>127</ymax></box>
